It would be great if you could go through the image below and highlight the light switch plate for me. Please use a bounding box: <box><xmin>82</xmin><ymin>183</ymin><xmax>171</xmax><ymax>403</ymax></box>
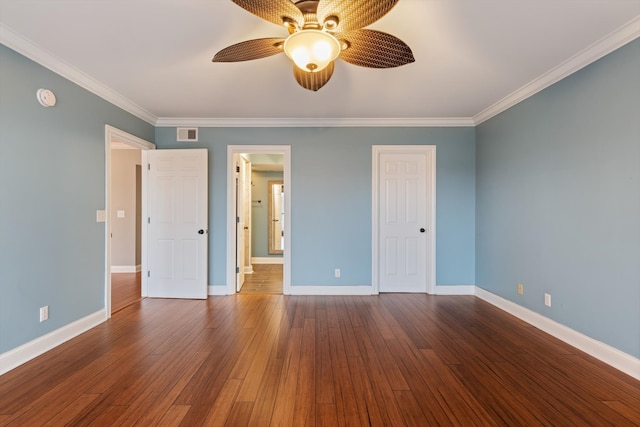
<box><xmin>96</xmin><ymin>210</ymin><xmax>106</xmax><ymax>223</ymax></box>
<box><xmin>117</xmin><ymin>210</ymin><xmax>125</xmax><ymax>218</ymax></box>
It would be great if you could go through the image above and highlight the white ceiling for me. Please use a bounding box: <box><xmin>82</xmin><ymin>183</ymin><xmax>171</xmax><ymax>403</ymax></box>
<box><xmin>1</xmin><ymin>0</ymin><xmax>639</xmax><ymax>126</ymax></box>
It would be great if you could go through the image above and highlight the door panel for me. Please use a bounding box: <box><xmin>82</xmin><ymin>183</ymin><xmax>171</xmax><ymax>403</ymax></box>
<box><xmin>147</xmin><ymin>149</ymin><xmax>208</xmax><ymax>299</ymax></box>
<box><xmin>235</xmin><ymin>154</ymin><xmax>248</xmax><ymax>291</ymax></box>
<box><xmin>377</xmin><ymin>148</ymin><xmax>434</xmax><ymax>293</ymax></box>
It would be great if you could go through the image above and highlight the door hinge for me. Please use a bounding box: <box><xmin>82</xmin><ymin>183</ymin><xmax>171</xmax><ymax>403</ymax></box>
<box><xmin>236</xmin><ymin>266</ymin><xmax>240</xmax><ymax>274</ymax></box>
<box><xmin>148</xmin><ymin>217</ymin><xmax>151</xmax><ymax>224</ymax></box>
<box><xmin>236</xmin><ymin>165</ymin><xmax>240</xmax><ymax>173</ymax></box>
<box><xmin>236</xmin><ymin>216</ymin><xmax>240</xmax><ymax>223</ymax></box>
<box><xmin>147</xmin><ymin>163</ymin><xmax>150</xmax><ymax>171</ymax></box>
<box><xmin>147</xmin><ymin>270</ymin><xmax>150</xmax><ymax>278</ymax></box>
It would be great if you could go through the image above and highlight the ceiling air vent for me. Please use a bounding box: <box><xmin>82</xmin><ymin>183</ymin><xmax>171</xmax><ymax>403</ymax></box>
<box><xmin>177</xmin><ymin>127</ymin><xmax>198</xmax><ymax>142</ymax></box>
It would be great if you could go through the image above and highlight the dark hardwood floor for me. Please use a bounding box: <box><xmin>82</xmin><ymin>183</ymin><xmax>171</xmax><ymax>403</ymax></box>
<box><xmin>240</xmin><ymin>264</ymin><xmax>283</xmax><ymax>295</ymax></box>
<box><xmin>0</xmin><ymin>294</ymin><xmax>638</xmax><ymax>426</ymax></box>
<box><xmin>111</xmin><ymin>272</ymin><xmax>142</xmax><ymax>314</ymax></box>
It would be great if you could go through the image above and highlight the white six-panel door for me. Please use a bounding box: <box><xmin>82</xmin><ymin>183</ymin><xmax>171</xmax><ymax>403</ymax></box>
<box><xmin>373</xmin><ymin>146</ymin><xmax>435</xmax><ymax>293</ymax></box>
<box><xmin>147</xmin><ymin>149</ymin><xmax>208</xmax><ymax>299</ymax></box>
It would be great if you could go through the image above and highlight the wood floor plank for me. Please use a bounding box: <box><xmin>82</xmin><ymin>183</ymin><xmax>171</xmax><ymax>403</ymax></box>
<box><xmin>202</xmin><ymin>379</ymin><xmax>242</xmax><ymax>426</ymax></box>
<box><xmin>41</xmin><ymin>393</ymin><xmax>101</xmax><ymax>427</ymax></box>
<box><xmin>246</xmin><ymin>352</ymin><xmax>284</xmax><ymax>426</ymax></box>
<box><xmin>1</xmin><ymin>354</ymin><xmax>121</xmax><ymax>425</ymax></box>
<box><xmin>224</xmin><ymin>401</ymin><xmax>254</xmax><ymax>426</ymax></box>
<box><xmin>234</xmin><ymin>307</ymin><xmax>284</xmax><ymax>401</ymax></box>
<box><xmin>384</xmin><ymin>331</ymin><xmax>456</xmax><ymax>425</ymax></box>
<box><xmin>316</xmin><ymin>404</ymin><xmax>338</xmax><ymax>427</ymax></box>
<box><xmin>269</xmin><ymin>327</ymin><xmax>303</xmax><ymax>425</ymax></box>
<box><xmin>86</xmin><ymin>404</ymin><xmax>129</xmax><ymax>427</ymax></box>
<box><xmin>420</xmin><ymin>349</ymin><xmax>502</xmax><ymax>426</ymax></box>
<box><xmin>239</xmin><ymin>264</ymin><xmax>283</xmax><ymax>295</ymax></box>
<box><xmin>338</xmin><ymin>311</ymin><xmax>363</xmax><ymax>359</ymax></box>
<box><xmin>156</xmin><ymin>405</ymin><xmax>191</xmax><ymax>427</ymax></box>
<box><xmin>1</xmin><ymin>294</ymin><xmax>639</xmax><ymax>426</ymax></box>
<box><xmin>229</xmin><ymin>298</ymin><xmax>279</xmax><ymax>381</ymax></box>
<box><xmin>393</xmin><ymin>390</ymin><xmax>431</xmax><ymax>426</ymax></box>
<box><xmin>352</xmin><ymin>323</ymin><xmax>407</xmax><ymax>426</ymax></box>
<box><xmin>111</xmin><ymin>272</ymin><xmax>142</xmax><ymax>313</ymax></box>
<box><xmin>604</xmin><ymin>400</ymin><xmax>640</xmax><ymax>425</ymax></box>
<box><xmin>380</xmin><ymin>295</ymin><xmax>432</xmax><ymax>349</ymax></box>
<box><xmin>328</xmin><ymin>325</ymin><xmax>361</xmax><ymax>426</ymax></box>
<box><xmin>126</xmin><ymin>351</ymin><xmax>211</xmax><ymax>426</ymax></box>
<box><xmin>346</xmin><ymin>356</ymin><xmax>388</xmax><ymax>427</ymax></box>
<box><xmin>293</xmin><ymin>318</ymin><xmax>316</xmax><ymax>426</ymax></box>
<box><xmin>314</xmin><ymin>305</ymin><xmax>335</xmax><ymax>405</ymax></box>
<box><xmin>104</xmin><ymin>342</ymin><xmax>210</xmax><ymax>425</ymax></box>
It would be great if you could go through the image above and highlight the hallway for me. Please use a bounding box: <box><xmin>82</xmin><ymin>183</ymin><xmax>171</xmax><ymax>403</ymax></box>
<box><xmin>111</xmin><ymin>272</ymin><xmax>142</xmax><ymax>313</ymax></box>
<box><xmin>240</xmin><ymin>264</ymin><xmax>283</xmax><ymax>294</ymax></box>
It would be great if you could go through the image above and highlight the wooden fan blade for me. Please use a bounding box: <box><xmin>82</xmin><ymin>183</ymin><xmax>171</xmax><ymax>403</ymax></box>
<box><xmin>232</xmin><ymin>0</ymin><xmax>305</xmax><ymax>28</ymax></box>
<box><xmin>293</xmin><ymin>62</ymin><xmax>335</xmax><ymax>91</ymax></box>
<box><xmin>213</xmin><ymin>38</ymin><xmax>285</xmax><ymax>62</ymax></box>
<box><xmin>338</xmin><ymin>29</ymin><xmax>414</xmax><ymax>68</ymax></box>
<box><xmin>317</xmin><ymin>0</ymin><xmax>398</xmax><ymax>33</ymax></box>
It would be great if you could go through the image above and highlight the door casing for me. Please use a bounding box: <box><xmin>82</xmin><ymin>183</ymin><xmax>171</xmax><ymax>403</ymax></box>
<box><xmin>226</xmin><ymin>145</ymin><xmax>291</xmax><ymax>295</ymax></box>
<box><xmin>105</xmin><ymin>125</ymin><xmax>155</xmax><ymax>317</ymax></box>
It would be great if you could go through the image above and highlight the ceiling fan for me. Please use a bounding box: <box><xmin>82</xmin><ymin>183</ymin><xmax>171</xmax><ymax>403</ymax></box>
<box><xmin>212</xmin><ymin>0</ymin><xmax>415</xmax><ymax>91</ymax></box>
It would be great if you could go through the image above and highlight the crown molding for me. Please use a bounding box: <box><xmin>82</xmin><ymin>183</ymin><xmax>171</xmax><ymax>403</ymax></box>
<box><xmin>0</xmin><ymin>23</ymin><xmax>158</xmax><ymax>125</ymax></box>
<box><xmin>473</xmin><ymin>16</ymin><xmax>640</xmax><ymax>125</ymax></box>
<box><xmin>155</xmin><ymin>117</ymin><xmax>475</xmax><ymax>128</ymax></box>
<box><xmin>3</xmin><ymin>14</ymin><xmax>637</xmax><ymax>130</ymax></box>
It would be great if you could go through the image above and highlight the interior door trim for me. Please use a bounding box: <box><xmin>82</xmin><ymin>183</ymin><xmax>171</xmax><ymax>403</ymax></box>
<box><xmin>226</xmin><ymin>145</ymin><xmax>291</xmax><ymax>295</ymax></box>
<box><xmin>105</xmin><ymin>125</ymin><xmax>155</xmax><ymax>318</ymax></box>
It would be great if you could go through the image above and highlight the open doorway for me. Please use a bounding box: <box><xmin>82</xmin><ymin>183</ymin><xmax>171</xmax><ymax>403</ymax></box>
<box><xmin>110</xmin><ymin>147</ymin><xmax>142</xmax><ymax>311</ymax></box>
<box><xmin>227</xmin><ymin>146</ymin><xmax>291</xmax><ymax>295</ymax></box>
<box><xmin>105</xmin><ymin>125</ymin><xmax>155</xmax><ymax>316</ymax></box>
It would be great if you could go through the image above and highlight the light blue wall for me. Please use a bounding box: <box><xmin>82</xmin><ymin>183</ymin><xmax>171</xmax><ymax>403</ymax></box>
<box><xmin>0</xmin><ymin>45</ymin><xmax>154</xmax><ymax>353</ymax></box>
<box><xmin>251</xmin><ymin>170</ymin><xmax>284</xmax><ymax>258</ymax></box>
<box><xmin>3</xmin><ymin>35</ymin><xmax>637</xmax><ymax>364</ymax></box>
<box><xmin>154</xmin><ymin>127</ymin><xmax>477</xmax><ymax>288</ymax></box>
<box><xmin>476</xmin><ymin>40</ymin><xmax>640</xmax><ymax>358</ymax></box>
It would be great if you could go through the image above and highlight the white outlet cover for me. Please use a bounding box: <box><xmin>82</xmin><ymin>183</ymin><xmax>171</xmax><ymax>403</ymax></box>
<box><xmin>117</xmin><ymin>210</ymin><xmax>125</xmax><ymax>218</ymax></box>
<box><xmin>96</xmin><ymin>210</ymin><xmax>106</xmax><ymax>222</ymax></box>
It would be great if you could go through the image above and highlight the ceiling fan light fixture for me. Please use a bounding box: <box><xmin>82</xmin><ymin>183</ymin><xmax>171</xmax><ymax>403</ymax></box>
<box><xmin>283</xmin><ymin>29</ymin><xmax>340</xmax><ymax>72</ymax></box>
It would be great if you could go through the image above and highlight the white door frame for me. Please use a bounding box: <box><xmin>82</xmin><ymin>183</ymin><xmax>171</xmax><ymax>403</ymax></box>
<box><xmin>372</xmin><ymin>145</ymin><xmax>436</xmax><ymax>295</ymax></box>
<box><xmin>105</xmin><ymin>125</ymin><xmax>155</xmax><ymax>317</ymax></box>
<box><xmin>226</xmin><ymin>145</ymin><xmax>291</xmax><ymax>295</ymax></box>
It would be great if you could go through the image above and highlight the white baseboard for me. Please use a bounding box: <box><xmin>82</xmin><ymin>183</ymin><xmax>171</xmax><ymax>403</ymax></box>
<box><xmin>251</xmin><ymin>257</ymin><xmax>283</xmax><ymax>265</ymax></box>
<box><xmin>111</xmin><ymin>265</ymin><xmax>138</xmax><ymax>273</ymax></box>
<box><xmin>475</xmin><ymin>287</ymin><xmax>640</xmax><ymax>381</ymax></box>
<box><xmin>289</xmin><ymin>285</ymin><xmax>373</xmax><ymax>296</ymax></box>
<box><xmin>434</xmin><ymin>285</ymin><xmax>476</xmax><ymax>295</ymax></box>
<box><xmin>208</xmin><ymin>286</ymin><xmax>229</xmax><ymax>296</ymax></box>
<box><xmin>0</xmin><ymin>309</ymin><xmax>107</xmax><ymax>376</ymax></box>
<box><xmin>208</xmin><ymin>284</ymin><xmax>374</xmax><ymax>296</ymax></box>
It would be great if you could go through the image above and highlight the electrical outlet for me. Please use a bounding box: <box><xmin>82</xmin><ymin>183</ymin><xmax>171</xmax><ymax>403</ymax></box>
<box><xmin>544</xmin><ymin>293</ymin><xmax>551</xmax><ymax>307</ymax></box>
<box><xmin>40</xmin><ymin>306</ymin><xmax>49</xmax><ymax>322</ymax></box>
<box><xmin>335</xmin><ymin>268</ymin><xmax>341</xmax><ymax>278</ymax></box>
<box><xmin>517</xmin><ymin>283</ymin><xmax>524</xmax><ymax>295</ymax></box>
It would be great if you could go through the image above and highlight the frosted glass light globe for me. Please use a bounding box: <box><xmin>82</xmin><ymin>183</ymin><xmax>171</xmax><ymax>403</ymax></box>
<box><xmin>284</xmin><ymin>30</ymin><xmax>340</xmax><ymax>72</ymax></box>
